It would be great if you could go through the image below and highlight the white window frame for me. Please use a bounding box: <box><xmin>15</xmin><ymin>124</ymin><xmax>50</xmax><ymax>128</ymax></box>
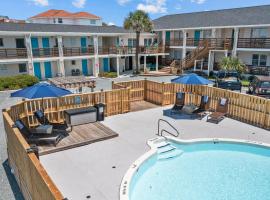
<box><xmin>251</xmin><ymin>28</ymin><xmax>268</xmax><ymax>38</ymax></box>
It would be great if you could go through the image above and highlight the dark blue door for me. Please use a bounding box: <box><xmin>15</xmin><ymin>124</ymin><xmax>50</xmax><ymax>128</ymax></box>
<box><xmin>82</xmin><ymin>59</ymin><xmax>88</xmax><ymax>76</ymax></box>
<box><xmin>44</xmin><ymin>62</ymin><xmax>52</xmax><ymax>78</ymax></box>
<box><xmin>34</xmin><ymin>62</ymin><xmax>42</xmax><ymax>79</ymax></box>
<box><xmin>103</xmin><ymin>58</ymin><xmax>109</xmax><ymax>72</ymax></box>
<box><xmin>31</xmin><ymin>37</ymin><xmax>39</xmax><ymax>57</ymax></box>
<box><xmin>81</xmin><ymin>37</ymin><xmax>87</xmax><ymax>54</ymax></box>
<box><xmin>42</xmin><ymin>38</ymin><xmax>50</xmax><ymax>56</ymax></box>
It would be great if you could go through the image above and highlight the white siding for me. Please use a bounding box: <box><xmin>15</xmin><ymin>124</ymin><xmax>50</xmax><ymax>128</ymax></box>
<box><xmin>0</xmin><ymin>63</ymin><xmax>28</xmax><ymax>77</ymax></box>
<box><xmin>237</xmin><ymin>51</ymin><xmax>270</xmax><ymax>66</ymax></box>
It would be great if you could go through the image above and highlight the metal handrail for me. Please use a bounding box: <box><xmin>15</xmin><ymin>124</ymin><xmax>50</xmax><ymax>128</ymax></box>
<box><xmin>157</xmin><ymin>119</ymin><xmax>180</xmax><ymax>137</ymax></box>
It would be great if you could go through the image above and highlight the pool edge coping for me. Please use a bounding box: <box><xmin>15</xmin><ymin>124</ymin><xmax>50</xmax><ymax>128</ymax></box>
<box><xmin>119</xmin><ymin>137</ymin><xmax>270</xmax><ymax>200</ymax></box>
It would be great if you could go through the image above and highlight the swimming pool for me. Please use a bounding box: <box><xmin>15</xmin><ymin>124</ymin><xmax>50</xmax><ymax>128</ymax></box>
<box><xmin>121</xmin><ymin>138</ymin><xmax>270</xmax><ymax>200</ymax></box>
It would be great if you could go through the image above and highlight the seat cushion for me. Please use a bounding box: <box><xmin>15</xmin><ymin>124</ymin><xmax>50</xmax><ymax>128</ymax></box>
<box><xmin>64</xmin><ymin>107</ymin><xmax>97</xmax><ymax>116</ymax></box>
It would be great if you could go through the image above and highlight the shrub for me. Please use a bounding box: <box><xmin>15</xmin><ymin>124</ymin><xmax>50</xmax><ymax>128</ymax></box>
<box><xmin>99</xmin><ymin>72</ymin><xmax>118</xmax><ymax>78</ymax></box>
<box><xmin>0</xmin><ymin>75</ymin><xmax>39</xmax><ymax>91</ymax></box>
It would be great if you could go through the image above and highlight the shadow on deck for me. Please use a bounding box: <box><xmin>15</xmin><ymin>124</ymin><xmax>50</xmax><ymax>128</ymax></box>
<box><xmin>130</xmin><ymin>101</ymin><xmax>160</xmax><ymax>112</ymax></box>
<box><xmin>38</xmin><ymin>122</ymin><xmax>118</xmax><ymax>156</ymax></box>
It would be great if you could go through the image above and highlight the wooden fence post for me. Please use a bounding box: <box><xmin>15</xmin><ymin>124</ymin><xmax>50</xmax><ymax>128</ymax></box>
<box><xmin>161</xmin><ymin>82</ymin><xmax>165</xmax><ymax>106</ymax></box>
<box><xmin>144</xmin><ymin>78</ymin><xmax>147</xmax><ymax>101</ymax></box>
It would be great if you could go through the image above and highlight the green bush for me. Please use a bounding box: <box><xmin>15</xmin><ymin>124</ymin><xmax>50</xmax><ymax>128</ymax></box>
<box><xmin>0</xmin><ymin>75</ymin><xmax>39</xmax><ymax>91</ymax></box>
<box><xmin>99</xmin><ymin>72</ymin><xmax>118</xmax><ymax>78</ymax></box>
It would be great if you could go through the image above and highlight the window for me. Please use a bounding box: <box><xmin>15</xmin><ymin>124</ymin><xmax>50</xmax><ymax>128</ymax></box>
<box><xmin>174</xmin><ymin>31</ymin><xmax>183</xmax><ymax>39</ymax></box>
<box><xmin>128</xmin><ymin>39</ymin><xmax>137</xmax><ymax>47</ymax></box>
<box><xmin>71</xmin><ymin>60</ymin><xmax>76</xmax><ymax>65</ymax></box>
<box><xmin>90</xmin><ymin>20</ymin><xmax>96</xmax><ymax>25</ymax></box>
<box><xmin>251</xmin><ymin>28</ymin><xmax>268</xmax><ymax>38</ymax></box>
<box><xmin>260</xmin><ymin>55</ymin><xmax>267</xmax><ymax>66</ymax></box>
<box><xmin>144</xmin><ymin>38</ymin><xmax>152</xmax><ymax>46</ymax></box>
<box><xmin>18</xmin><ymin>63</ymin><xmax>27</xmax><ymax>73</ymax></box>
<box><xmin>58</xmin><ymin>18</ymin><xmax>63</xmax><ymax>23</ymax></box>
<box><xmin>203</xmin><ymin>30</ymin><xmax>212</xmax><ymax>38</ymax></box>
<box><xmin>252</xmin><ymin>54</ymin><xmax>267</xmax><ymax>66</ymax></box>
<box><xmin>0</xmin><ymin>38</ymin><xmax>3</xmax><ymax>47</ymax></box>
<box><xmin>53</xmin><ymin>18</ymin><xmax>56</xmax><ymax>24</ymax></box>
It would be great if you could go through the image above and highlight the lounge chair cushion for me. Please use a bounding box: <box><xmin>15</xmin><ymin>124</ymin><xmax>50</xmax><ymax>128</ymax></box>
<box><xmin>64</xmin><ymin>107</ymin><xmax>97</xmax><ymax>116</ymax></box>
<box><xmin>220</xmin><ymin>98</ymin><xmax>227</xmax><ymax>106</ymax></box>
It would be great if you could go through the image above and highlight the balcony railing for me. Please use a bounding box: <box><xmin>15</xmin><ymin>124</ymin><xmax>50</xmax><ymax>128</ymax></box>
<box><xmin>63</xmin><ymin>47</ymin><xmax>94</xmax><ymax>57</ymax></box>
<box><xmin>139</xmin><ymin>45</ymin><xmax>170</xmax><ymax>54</ymax></box>
<box><xmin>0</xmin><ymin>48</ymin><xmax>28</xmax><ymax>59</ymax></box>
<box><xmin>168</xmin><ymin>38</ymin><xmax>233</xmax><ymax>50</ymax></box>
<box><xmin>237</xmin><ymin>38</ymin><xmax>270</xmax><ymax>49</ymax></box>
<box><xmin>32</xmin><ymin>48</ymin><xmax>59</xmax><ymax>58</ymax></box>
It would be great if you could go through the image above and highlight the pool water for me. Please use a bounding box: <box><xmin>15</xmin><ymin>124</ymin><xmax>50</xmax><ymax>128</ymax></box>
<box><xmin>130</xmin><ymin>142</ymin><xmax>270</xmax><ymax>200</ymax></box>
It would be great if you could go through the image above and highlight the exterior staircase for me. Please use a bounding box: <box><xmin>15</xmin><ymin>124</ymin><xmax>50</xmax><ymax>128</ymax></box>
<box><xmin>162</xmin><ymin>38</ymin><xmax>232</xmax><ymax>74</ymax></box>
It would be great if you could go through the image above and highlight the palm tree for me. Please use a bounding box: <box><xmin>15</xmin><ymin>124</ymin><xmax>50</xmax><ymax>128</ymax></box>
<box><xmin>124</xmin><ymin>10</ymin><xmax>153</xmax><ymax>74</ymax></box>
<box><xmin>219</xmin><ymin>57</ymin><xmax>246</xmax><ymax>75</ymax></box>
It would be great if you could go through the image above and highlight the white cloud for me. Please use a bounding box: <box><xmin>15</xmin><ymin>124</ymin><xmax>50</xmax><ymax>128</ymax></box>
<box><xmin>137</xmin><ymin>0</ymin><xmax>167</xmax><ymax>14</ymax></box>
<box><xmin>28</xmin><ymin>0</ymin><xmax>49</xmax><ymax>6</ymax></box>
<box><xmin>117</xmin><ymin>0</ymin><xmax>131</xmax><ymax>6</ymax></box>
<box><xmin>191</xmin><ymin>0</ymin><xmax>206</xmax><ymax>4</ymax></box>
<box><xmin>108</xmin><ymin>22</ymin><xmax>115</xmax><ymax>26</ymax></box>
<box><xmin>72</xmin><ymin>0</ymin><xmax>86</xmax><ymax>8</ymax></box>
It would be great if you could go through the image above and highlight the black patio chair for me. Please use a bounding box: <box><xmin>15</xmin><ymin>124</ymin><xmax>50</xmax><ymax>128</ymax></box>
<box><xmin>171</xmin><ymin>92</ymin><xmax>185</xmax><ymax>114</ymax></box>
<box><xmin>14</xmin><ymin>120</ymin><xmax>63</xmax><ymax>146</ymax></box>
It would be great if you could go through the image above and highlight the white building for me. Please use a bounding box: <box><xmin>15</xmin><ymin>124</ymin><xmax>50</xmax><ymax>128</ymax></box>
<box><xmin>0</xmin><ymin>22</ymin><xmax>167</xmax><ymax>79</ymax></box>
<box><xmin>153</xmin><ymin>5</ymin><xmax>270</xmax><ymax>75</ymax></box>
<box><xmin>28</xmin><ymin>9</ymin><xmax>103</xmax><ymax>26</ymax></box>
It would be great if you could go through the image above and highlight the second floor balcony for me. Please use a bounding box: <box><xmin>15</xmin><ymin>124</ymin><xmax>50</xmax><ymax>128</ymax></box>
<box><xmin>0</xmin><ymin>48</ymin><xmax>28</xmax><ymax>59</ymax></box>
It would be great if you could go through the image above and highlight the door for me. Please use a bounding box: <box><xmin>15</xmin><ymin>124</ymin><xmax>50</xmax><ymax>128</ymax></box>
<box><xmin>33</xmin><ymin>62</ymin><xmax>42</xmax><ymax>79</ymax></box>
<box><xmin>42</xmin><ymin>37</ymin><xmax>50</xmax><ymax>56</ymax></box>
<box><xmin>194</xmin><ymin>30</ymin><xmax>201</xmax><ymax>46</ymax></box>
<box><xmin>82</xmin><ymin>59</ymin><xmax>88</xmax><ymax>76</ymax></box>
<box><xmin>81</xmin><ymin>37</ymin><xmax>87</xmax><ymax>53</ymax></box>
<box><xmin>15</xmin><ymin>39</ymin><xmax>26</xmax><ymax>57</ymax></box>
<box><xmin>103</xmin><ymin>58</ymin><xmax>109</xmax><ymax>72</ymax></box>
<box><xmin>16</xmin><ymin>38</ymin><xmax>25</xmax><ymax>48</ymax></box>
<box><xmin>165</xmin><ymin>31</ymin><xmax>171</xmax><ymax>44</ymax></box>
<box><xmin>31</xmin><ymin>37</ymin><xmax>39</xmax><ymax>56</ymax></box>
<box><xmin>44</xmin><ymin>62</ymin><xmax>52</xmax><ymax>78</ymax></box>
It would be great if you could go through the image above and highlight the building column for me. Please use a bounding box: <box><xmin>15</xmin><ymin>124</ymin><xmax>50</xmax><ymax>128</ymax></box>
<box><xmin>162</xmin><ymin>31</ymin><xmax>166</xmax><ymax>46</ymax></box>
<box><xmin>116</xmin><ymin>56</ymin><xmax>120</xmax><ymax>77</ymax></box>
<box><xmin>232</xmin><ymin>28</ymin><xmax>239</xmax><ymax>57</ymax></box>
<box><xmin>156</xmin><ymin>55</ymin><xmax>159</xmax><ymax>71</ymax></box>
<box><xmin>207</xmin><ymin>51</ymin><xmax>214</xmax><ymax>76</ymax></box>
<box><xmin>182</xmin><ymin>30</ymin><xmax>187</xmax><ymax>59</ymax></box>
<box><xmin>25</xmin><ymin>34</ymin><xmax>34</xmax><ymax>76</ymax></box>
<box><xmin>57</xmin><ymin>36</ymin><xmax>65</xmax><ymax>76</ymax></box>
<box><xmin>144</xmin><ymin>55</ymin><xmax>147</xmax><ymax>72</ymax></box>
<box><xmin>93</xmin><ymin>35</ymin><xmax>100</xmax><ymax>77</ymax></box>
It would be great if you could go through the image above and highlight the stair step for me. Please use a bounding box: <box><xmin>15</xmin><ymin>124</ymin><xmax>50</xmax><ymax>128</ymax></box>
<box><xmin>158</xmin><ymin>149</ymin><xmax>183</xmax><ymax>160</ymax></box>
<box><xmin>156</xmin><ymin>142</ymin><xmax>170</xmax><ymax>148</ymax></box>
<box><xmin>157</xmin><ymin>145</ymin><xmax>175</xmax><ymax>153</ymax></box>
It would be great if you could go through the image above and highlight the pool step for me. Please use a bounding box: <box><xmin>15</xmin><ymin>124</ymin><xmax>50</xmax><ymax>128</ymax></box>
<box><xmin>156</xmin><ymin>142</ymin><xmax>183</xmax><ymax>160</ymax></box>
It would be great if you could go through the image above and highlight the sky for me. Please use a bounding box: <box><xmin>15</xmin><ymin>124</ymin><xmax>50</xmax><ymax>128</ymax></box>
<box><xmin>0</xmin><ymin>0</ymin><xmax>270</xmax><ymax>26</ymax></box>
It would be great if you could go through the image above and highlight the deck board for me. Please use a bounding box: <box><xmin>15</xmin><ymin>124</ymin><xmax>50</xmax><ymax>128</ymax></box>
<box><xmin>130</xmin><ymin>101</ymin><xmax>159</xmax><ymax>112</ymax></box>
<box><xmin>38</xmin><ymin>122</ymin><xmax>118</xmax><ymax>156</ymax></box>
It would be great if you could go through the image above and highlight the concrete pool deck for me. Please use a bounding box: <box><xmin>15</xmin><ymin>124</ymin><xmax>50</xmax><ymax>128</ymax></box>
<box><xmin>40</xmin><ymin>106</ymin><xmax>270</xmax><ymax>200</ymax></box>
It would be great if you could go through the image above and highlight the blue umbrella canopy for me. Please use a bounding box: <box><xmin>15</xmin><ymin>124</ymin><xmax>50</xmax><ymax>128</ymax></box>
<box><xmin>171</xmin><ymin>73</ymin><xmax>213</xmax><ymax>85</ymax></box>
<box><xmin>11</xmin><ymin>83</ymin><xmax>72</xmax><ymax>99</ymax></box>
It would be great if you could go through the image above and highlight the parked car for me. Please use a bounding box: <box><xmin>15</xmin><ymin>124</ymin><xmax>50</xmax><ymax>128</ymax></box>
<box><xmin>216</xmin><ymin>77</ymin><xmax>242</xmax><ymax>91</ymax></box>
<box><xmin>248</xmin><ymin>75</ymin><xmax>270</xmax><ymax>98</ymax></box>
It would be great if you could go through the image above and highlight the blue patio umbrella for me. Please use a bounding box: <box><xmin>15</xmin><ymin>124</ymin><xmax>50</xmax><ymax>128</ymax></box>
<box><xmin>171</xmin><ymin>73</ymin><xmax>213</xmax><ymax>85</ymax></box>
<box><xmin>11</xmin><ymin>83</ymin><xmax>72</xmax><ymax>99</ymax></box>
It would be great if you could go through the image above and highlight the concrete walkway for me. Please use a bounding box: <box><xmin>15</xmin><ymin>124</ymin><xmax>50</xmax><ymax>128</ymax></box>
<box><xmin>40</xmin><ymin>106</ymin><xmax>270</xmax><ymax>200</ymax></box>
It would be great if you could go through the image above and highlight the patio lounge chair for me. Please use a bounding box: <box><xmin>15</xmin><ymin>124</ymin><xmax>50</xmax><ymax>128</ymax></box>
<box><xmin>34</xmin><ymin>110</ymin><xmax>68</xmax><ymax>130</ymax></box>
<box><xmin>171</xmin><ymin>92</ymin><xmax>185</xmax><ymax>114</ymax></box>
<box><xmin>193</xmin><ymin>95</ymin><xmax>211</xmax><ymax>119</ymax></box>
<box><xmin>207</xmin><ymin>98</ymin><xmax>229</xmax><ymax>124</ymax></box>
<box><xmin>14</xmin><ymin>120</ymin><xmax>63</xmax><ymax>146</ymax></box>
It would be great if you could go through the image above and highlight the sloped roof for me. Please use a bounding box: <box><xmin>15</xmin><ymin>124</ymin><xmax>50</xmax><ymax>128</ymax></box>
<box><xmin>153</xmin><ymin>5</ymin><xmax>270</xmax><ymax>30</ymax></box>
<box><xmin>0</xmin><ymin>22</ymin><xmax>131</xmax><ymax>34</ymax></box>
<box><xmin>30</xmin><ymin>9</ymin><xmax>101</xmax><ymax>20</ymax></box>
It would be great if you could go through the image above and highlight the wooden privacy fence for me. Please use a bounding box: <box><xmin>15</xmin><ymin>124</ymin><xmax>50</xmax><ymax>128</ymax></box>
<box><xmin>112</xmin><ymin>80</ymin><xmax>270</xmax><ymax>129</ymax></box>
<box><xmin>3</xmin><ymin>111</ymin><xmax>64</xmax><ymax>200</ymax></box>
<box><xmin>8</xmin><ymin>88</ymin><xmax>130</xmax><ymax>127</ymax></box>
